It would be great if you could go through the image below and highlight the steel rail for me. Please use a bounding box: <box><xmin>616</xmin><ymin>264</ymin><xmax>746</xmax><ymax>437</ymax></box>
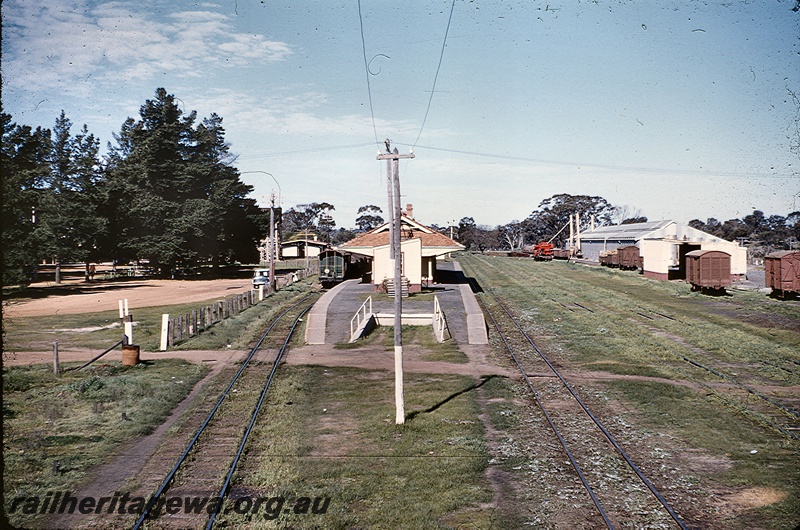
<box><xmin>496</xmin><ymin>253</ymin><xmax>796</xmax><ymax>433</ymax></box>
<box><xmin>485</xmin><ymin>290</ymin><xmax>688</xmax><ymax>530</ymax></box>
<box><xmin>626</xmin><ymin>328</ymin><xmax>800</xmax><ymax>441</ymax></box>
<box><xmin>132</xmin><ymin>294</ymin><xmax>314</xmax><ymax>529</ymax></box>
<box><xmin>206</xmin><ymin>304</ymin><xmax>313</xmax><ymax>529</ymax></box>
<box><xmin>478</xmin><ymin>295</ymin><xmax>614</xmax><ymax>529</ymax></box>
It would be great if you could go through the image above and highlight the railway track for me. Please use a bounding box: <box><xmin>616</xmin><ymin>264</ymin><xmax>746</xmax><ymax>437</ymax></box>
<box><xmin>473</xmin><ymin>255</ymin><xmax>800</xmax><ymax>441</ymax></box>
<box><xmin>473</xmin><ymin>284</ymin><xmax>688</xmax><ymax>529</ymax></box>
<box><xmin>131</xmin><ymin>294</ymin><xmax>318</xmax><ymax>529</ymax></box>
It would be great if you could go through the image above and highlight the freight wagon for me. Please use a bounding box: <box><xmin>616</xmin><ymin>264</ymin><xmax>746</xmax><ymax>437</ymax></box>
<box><xmin>617</xmin><ymin>246</ymin><xmax>642</xmax><ymax>271</ymax></box>
<box><xmin>685</xmin><ymin>250</ymin><xmax>731</xmax><ymax>293</ymax></box>
<box><xmin>765</xmin><ymin>251</ymin><xmax>800</xmax><ymax>298</ymax></box>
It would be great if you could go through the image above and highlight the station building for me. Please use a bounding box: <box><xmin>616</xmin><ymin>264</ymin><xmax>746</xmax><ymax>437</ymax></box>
<box><xmin>280</xmin><ymin>236</ymin><xmax>328</xmax><ymax>259</ymax></box>
<box><xmin>578</xmin><ymin>220</ymin><xmax>747</xmax><ymax>281</ymax></box>
<box><xmin>338</xmin><ymin>205</ymin><xmax>464</xmax><ymax>293</ymax></box>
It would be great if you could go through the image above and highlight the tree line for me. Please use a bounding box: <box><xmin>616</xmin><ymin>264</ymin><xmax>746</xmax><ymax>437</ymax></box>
<box><xmin>2</xmin><ymin>88</ymin><xmax>266</xmax><ymax>286</ymax></box>
<box><xmin>4</xmin><ymin>88</ymin><xmax>796</xmax><ymax>286</ymax></box>
<box><xmin>453</xmin><ymin>194</ymin><xmax>800</xmax><ymax>258</ymax></box>
<box><xmin>2</xmin><ymin>88</ymin><xmax>391</xmax><ymax>287</ymax></box>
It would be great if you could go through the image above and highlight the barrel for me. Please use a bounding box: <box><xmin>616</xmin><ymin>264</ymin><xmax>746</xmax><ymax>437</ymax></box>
<box><xmin>122</xmin><ymin>344</ymin><xmax>140</xmax><ymax>366</ymax></box>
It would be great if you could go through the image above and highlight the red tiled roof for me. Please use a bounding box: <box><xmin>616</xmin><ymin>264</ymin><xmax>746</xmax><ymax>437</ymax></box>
<box><xmin>341</xmin><ymin>228</ymin><xmax>463</xmax><ymax>249</ymax></box>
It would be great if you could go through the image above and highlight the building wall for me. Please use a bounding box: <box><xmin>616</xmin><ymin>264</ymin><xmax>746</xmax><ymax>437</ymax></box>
<box><xmin>700</xmin><ymin>241</ymin><xmax>747</xmax><ymax>277</ymax></box>
<box><xmin>372</xmin><ymin>238</ymin><xmax>423</xmax><ymax>288</ymax></box>
<box><xmin>581</xmin><ymin>221</ymin><xmax>747</xmax><ymax>281</ymax></box>
<box><xmin>639</xmin><ymin>239</ymin><xmax>746</xmax><ymax>279</ymax></box>
<box><xmin>280</xmin><ymin>243</ymin><xmax>325</xmax><ymax>259</ymax></box>
<box><xmin>282</xmin><ymin>246</ymin><xmax>300</xmax><ymax>258</ymax></box>
<box><xmin>639</xmin><ymin>240</ymin><xmax>674</xmax><ymax>275</ymax></box>
<box><xmin>580</xmin><ymin>240</ymin><xmax>636</xmax><ymax>262</ymax></box>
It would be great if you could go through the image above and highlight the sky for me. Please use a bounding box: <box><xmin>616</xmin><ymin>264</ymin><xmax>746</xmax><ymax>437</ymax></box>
<box><xmin>3</xmin><ymin>0</ymin><xmax>799</xmax><ymax>231</ymax></box>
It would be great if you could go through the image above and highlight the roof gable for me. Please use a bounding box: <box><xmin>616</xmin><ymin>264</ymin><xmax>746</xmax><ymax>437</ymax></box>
<box><xmin>368</xmin><ymin>215</ymin><xmax>434</xmax><ymax>235</ymax></box>
<box><xmin>340</xmin><ymin>215</ymin><xmax>463</xmax><ymax>252</ymax></box>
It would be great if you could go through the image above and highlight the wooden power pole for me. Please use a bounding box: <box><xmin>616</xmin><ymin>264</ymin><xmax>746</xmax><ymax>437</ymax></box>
<box><xmin>377</xmin><ymin>140</ymin><xmax>414</xmax><ymax>425</ymax></box>
<box><xmin>269</xmin><ymin>191</ymin><xmax>276</xmax><ymax>291</ymax></box>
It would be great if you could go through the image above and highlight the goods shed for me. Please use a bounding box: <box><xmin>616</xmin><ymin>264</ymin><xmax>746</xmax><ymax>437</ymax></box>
<box><xmin>579</xmin><ymin>221</ymin><xmax>747</xmax><ymax>281</ymax></box>
<box><xmin>338</xmin><ymin>206</ymin><xmax>464</xmax><ymax>293</ymax></box>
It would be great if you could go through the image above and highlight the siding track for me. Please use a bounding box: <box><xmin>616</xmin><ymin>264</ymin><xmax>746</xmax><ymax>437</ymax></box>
<box><xmin>473</xmin><ymin>255</ymin><xmax>800</xmax><ymax>441</ymax></box>
<box><xmin>132</xmin><ymin>294</ymin><xmax>318</xmax><ymax>529</ymax></box>
<box><xmin>461</xmin><ymin>253</ymin><xmax>799</xmax><ymax>527</ymax></box>
<box><xmin>468</xmin><ymin>278</ymin><xmax>687</xmax><ymax>528</ymax></box>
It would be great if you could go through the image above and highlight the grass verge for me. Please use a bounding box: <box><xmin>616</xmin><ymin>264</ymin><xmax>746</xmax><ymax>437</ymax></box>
<box><xmin>460</xmin><ymin>253</ymin><xmax>800</xmax><ymax>528</ymax></box>
<box><xmin>3</xmin><ymin>359</ymin><xmax>209</xmax><ymax>527</ymax></box>
<box><xmin>214</xmin><ymin>364</ymin><xmax>494</xmax><ymax>528</ymax></box>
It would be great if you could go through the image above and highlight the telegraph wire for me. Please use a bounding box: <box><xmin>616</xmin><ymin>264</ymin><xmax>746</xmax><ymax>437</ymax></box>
<box><xmin>398</xmin><ymin>143</ymin><xmax>797</xmax><ymax>180</ymax></box>
<box><xmin>413</xmin><ymin>0</ymin><xmax>456</xmax><ymax>149</ymax></box>
<box><xmin>238</xmin><ymin>142</ymin><xmax>376</xmax><ymax>160</ymax></box>
<box><xmin>357</xmin><ymin>0</ymin><xmax>380</xmax><ymax>147</ymax></box>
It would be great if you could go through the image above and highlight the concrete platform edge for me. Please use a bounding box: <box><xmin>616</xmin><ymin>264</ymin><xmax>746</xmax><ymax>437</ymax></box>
<box><xmin>304</xmin><ymin>279</ymin><xmax>360</xmax><ymax>345</ymax></box>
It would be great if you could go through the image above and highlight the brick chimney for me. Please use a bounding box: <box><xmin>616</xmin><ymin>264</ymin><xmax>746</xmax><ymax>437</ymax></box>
<box><xmin>405</xmin><ymin>203</ymin><xmax>414</xmax><ymax>219</ymax></box>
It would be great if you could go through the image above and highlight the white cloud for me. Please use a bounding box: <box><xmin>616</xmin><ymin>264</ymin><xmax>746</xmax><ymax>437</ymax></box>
<box><xmin>1</xmin><ymin>0</ymin><xmax>292</xmax><ymax>100</ymax></box>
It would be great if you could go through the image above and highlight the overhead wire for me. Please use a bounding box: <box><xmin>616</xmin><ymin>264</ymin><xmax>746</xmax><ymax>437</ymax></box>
<box><xmin>238</xmin><ymin>142</ymin><xmax>376</xmax><ymax>160</ymax></box>
<box><xmin>412</xmin><ymin>0</ymin><xmax>457</xmax><ymax>149</ymax></box>
<box><xmin>357</xmin><ymin>0</ymin><xmax>380</xmax><ymax>148</ymax></box>
<box><xmin>396</xmin><ymin>142</ymin><xmax>797</xmax><ymax>180</ymax></box>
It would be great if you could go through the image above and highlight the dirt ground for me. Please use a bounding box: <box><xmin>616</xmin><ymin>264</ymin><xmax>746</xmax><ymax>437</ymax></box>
<box><xmin>3</xmin><ymin>278</ymin><xmax>254</xmax><ymax>318</ymax></box>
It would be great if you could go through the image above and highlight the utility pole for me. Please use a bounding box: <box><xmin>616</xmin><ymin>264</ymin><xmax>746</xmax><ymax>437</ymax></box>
<box><xmin>377</xmin><ymin>140</ymin><xmax>414</xmax><ymax>425</ymax></box>
<box><xmin>269</xmin><ymin>191</ymin><xmax>276</xmax><ymax>291</ymax></box>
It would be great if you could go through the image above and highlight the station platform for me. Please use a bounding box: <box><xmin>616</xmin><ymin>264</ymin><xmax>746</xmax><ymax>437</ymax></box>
<box><xmin>304</xmin><ymin>261</ymin><xmax>488</xmax><ymax>346</ymax></box>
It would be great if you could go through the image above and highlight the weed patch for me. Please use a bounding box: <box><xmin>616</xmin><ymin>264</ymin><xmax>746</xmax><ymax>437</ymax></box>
<box><xmin>3</xmin><ymin>359</ymin><xmax>208</xmax><ymax>526</ymax></box>
<box><xmin>216</xmin><ymin>364</ymin><xmax>494</xmax><ymax>528</ymax></box>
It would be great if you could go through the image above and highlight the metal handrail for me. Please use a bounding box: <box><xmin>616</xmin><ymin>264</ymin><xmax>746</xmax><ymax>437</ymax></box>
<box><xmin>433</xmin><ymin>296</ymin><xmax>448</xmax><ymax>342</ymax></box>
<box><xmin>350</xmin><ymin>296</ymin><xmax>373</xmax><ymax>341</ymax></box>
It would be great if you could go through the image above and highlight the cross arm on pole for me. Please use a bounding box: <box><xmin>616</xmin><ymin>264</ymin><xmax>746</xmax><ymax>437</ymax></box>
<box><xmin>377</xmin><ymin>153</ymin><xmax>415</xmax><ymax>160</ymax></box>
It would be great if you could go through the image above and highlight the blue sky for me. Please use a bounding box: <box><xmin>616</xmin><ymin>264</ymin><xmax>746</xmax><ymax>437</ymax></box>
<box><xmin>3</xmin><ymin>0</ymin><xmax>799</xmax><ymax>230</ymax></box>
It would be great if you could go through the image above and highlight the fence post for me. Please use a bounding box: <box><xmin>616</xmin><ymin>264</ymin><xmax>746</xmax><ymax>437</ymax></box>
<box><xmin>124</xmin><ymin>314</ymin><xmax>134</xmax><ymax>345</ymax></box>
<box><xmin>160</xmin><ymin>314</ymin><xmax>170</xmax><ymax>351</ymax></box>
<box><xmin>53</xmin><ymin>342</ymin><xmax>60</xmax><ymax>375</ymax></box>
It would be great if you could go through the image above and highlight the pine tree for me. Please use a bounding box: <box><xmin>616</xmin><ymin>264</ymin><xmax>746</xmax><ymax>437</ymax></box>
<box><xmin>1</xmin><ymin>113</ymin><xmax>51</xmax><ymax>286</ymax></box>
<box><xmin>106</xmin><ymin>88</ymin><xmax>263</xmax><ymax>275</ymax></box>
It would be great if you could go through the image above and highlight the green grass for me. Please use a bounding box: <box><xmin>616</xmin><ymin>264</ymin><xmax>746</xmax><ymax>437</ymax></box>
<box><xmin>601</xmin><ymin>379</ymin><xmax>800</xmax><ymax>529</ymax></box>
<box><xmin>336</xmin><ymin>324</ymin><xmax>468</xmax><ymax>363</ymax></box>
<box><xmin>3</xmin><ymin>359</ymin><xmax>209</xmax><ymax>528</ymax></box>
<box><xmin>168</xmin><ymin>281</ymin><xmax>315</xmax><ymax>351</ymax></box>
<box><xmin>214</xmin><ymin>365</ymin><xmax>495</xmax><ymax>528</ymax></box>
<box><xmin>460</xmin><ymin>253</ymin><xmax>800</xmax><ymax>528</ymax></box>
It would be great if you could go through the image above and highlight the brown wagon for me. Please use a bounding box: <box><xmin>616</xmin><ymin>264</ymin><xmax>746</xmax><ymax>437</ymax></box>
<box><xmin>685</xmin><ymin>250</ymin><xmax>731</xmax><ymax>292</ymax></box>
<box><xmin>764</xmin><ymin>250</ymin><xmax>800</xmax><ymax>298</ymax></box>
<box><xmin>553</xmin><ymin>248</ymin><xmax>571</xmax><ymax>260</ymax></box>
<box><xmin>599</xmin><ymin>250</ymin><xmax>618</xmax><ymax>267</ymax></box>
<box><xmin>617</xmin><ymin>245</ymin><xmax>641</xmax><ymax>271</ymax></box>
